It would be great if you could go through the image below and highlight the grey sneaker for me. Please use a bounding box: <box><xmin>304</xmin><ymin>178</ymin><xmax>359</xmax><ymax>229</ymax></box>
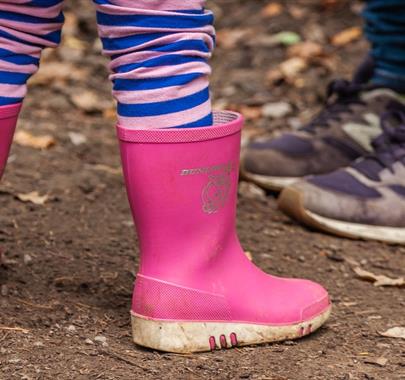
<box><xmin>241</xmin><ymin>61</ymin><xmax>405</xmax><ymax>191</ymax></box>
<box><xmin>278</xmin><ymin>111</ymin><xmax>405</xmax><ymax>244</ymax></box>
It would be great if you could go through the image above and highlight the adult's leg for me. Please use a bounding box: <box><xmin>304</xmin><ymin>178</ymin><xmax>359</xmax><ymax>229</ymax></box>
<box><xmin>363</xmin><ymin>0</ymin><xmax>405</xmax><ymax>92</ymax></box>
<box><xmin>0</xmin><ymin>0</ymin><xmax>64</xmax><ymax>178</ymax></box>
<box><xmin>94</xmin><ymin>0</ymin><xmax>214</xmax><ymax>129</ymax></box>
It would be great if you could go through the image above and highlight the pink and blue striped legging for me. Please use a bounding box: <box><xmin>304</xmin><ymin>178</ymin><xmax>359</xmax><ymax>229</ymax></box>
<box><xmin>0</xmin><ymin>0</ymin><xmax>214</xmax><ymax>129</ymax></box>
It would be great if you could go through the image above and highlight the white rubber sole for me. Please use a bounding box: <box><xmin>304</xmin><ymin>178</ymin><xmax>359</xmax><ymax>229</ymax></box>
<box><xmin>240</xmin><ymin>170</ymin><xmax>299</xmax><ymax>192</ymax></box>
<box><xmin>131</xmin><ymin>306</ymin><xmax>331</xmax><ymax>353</ymax></box>
<box><xmin>279</xmin><ymin>187</ymin><xmax>405</xmax><ymax>244</ymax></box>
<box><xmin>306</xmin><ymin>210</ymin><xmax>405</xmax><ymax>244</ymax></box>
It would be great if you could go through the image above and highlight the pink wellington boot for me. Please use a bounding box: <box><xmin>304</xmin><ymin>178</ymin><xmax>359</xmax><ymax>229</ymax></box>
<box><xmin>0</xmin><ymin>103</ymin><xmax>22</xmax><ymax>180</ymax></box>
<box><xmin>117</xmin><ymin>111</ymin><xmax>331</xmax><ymax>353</ymax></box>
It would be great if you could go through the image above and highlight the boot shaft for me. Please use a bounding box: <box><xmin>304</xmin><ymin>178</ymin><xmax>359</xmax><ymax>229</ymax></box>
<box><xmin>0</xmin><ymin>103</ymin><xmax>22</xmax><ymax>179</ymax></box>
<box><xmin>117</xmin><ymin>112</ymin><xmax>243</xmax><ymax>284</ymax></box>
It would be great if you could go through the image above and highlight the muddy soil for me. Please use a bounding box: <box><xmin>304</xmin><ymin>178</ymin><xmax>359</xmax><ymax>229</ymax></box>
<box><xmin>0</xmin><ymin>1</ymin><xmax>404</xmax><ymax>379</ymax></box>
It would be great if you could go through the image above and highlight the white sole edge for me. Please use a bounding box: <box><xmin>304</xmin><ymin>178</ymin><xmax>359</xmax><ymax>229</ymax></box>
<box><xmin>241</xmin><ymin>170</ymin><xmax>300</xmax><ymax>192</ymax></box>
<box><xmin>131</xmin><ymin>306</ymin><xmax>331</xmax><ymax>353</ymax></box>
<box><xmin>306</xmin><ymin>210</ymin><xmax>405</xmax><ymax>244</ymax></box>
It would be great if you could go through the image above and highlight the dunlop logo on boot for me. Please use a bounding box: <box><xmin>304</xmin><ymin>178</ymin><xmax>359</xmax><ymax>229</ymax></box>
<box><xmin>180</xmin><ymin>162</ymin><xmax>235</xmax><ymax>214</ymax></box>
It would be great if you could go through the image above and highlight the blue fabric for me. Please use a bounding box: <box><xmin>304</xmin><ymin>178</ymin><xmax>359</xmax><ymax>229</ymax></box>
<box><xmin>364</xmin><ymin>0</ymin><xmax>405</xmax><ymax>92</ymax></box>
<box><xmin>0</xmin><ymin>0</ymin><xmax>214</xmax><ymax>128</ymax></box>
<box><xmin>96</xmin><ymin>11</ymin><xmax>213</xmax><ymax>29</ymax></box>
<box><xmin>117</xmin><ymin>87</ymin><xmax>210</xmax><ymax>117</ymax></box>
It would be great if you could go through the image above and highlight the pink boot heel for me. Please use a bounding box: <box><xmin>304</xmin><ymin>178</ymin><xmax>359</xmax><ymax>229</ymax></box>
<box><xmin>117</xmin><ymin>111</ymin><xmax>331</xmax><ymax>353</ymax></box>
<box><xmin>0</xmin><ymin>103</ymin><xmax>22</xmax><ymax>180</ymax></box>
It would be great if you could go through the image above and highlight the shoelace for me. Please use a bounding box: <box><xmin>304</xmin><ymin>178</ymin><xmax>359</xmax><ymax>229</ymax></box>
<box><xmin>303</xmin><ymin>79</ymin><xmax>366</xmax><ymax>132</ymax></box>
<box><xmin>353</xmin><ymin>110</ymin><xmax>405</xmax><ymax>179</ymax></box>
<box><xmin>371</xmin><ymin>111</ymin><xmax>405</xmax><ymax>168</ymax></box>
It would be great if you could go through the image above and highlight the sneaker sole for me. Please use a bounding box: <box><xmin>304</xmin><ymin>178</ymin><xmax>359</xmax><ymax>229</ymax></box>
<box><xmin>131</xmin><ymin>306</ymin><xmax>331</xmax><ymax>353</ymax></box>
<box><xmin>240</xmin><ymin>169</ymin><xmax>300</xmax><ymax>192</ymax></box>
<box><xmin>278</xmin><ymin>187</ymin><xmax>405</xmax><ymax>244</ymax></box>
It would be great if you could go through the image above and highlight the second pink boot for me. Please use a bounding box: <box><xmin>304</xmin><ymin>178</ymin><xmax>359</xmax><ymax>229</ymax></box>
<box><xmin>0</xmin><ymin>103</ymin><xmax>21</xmax><ymax>180</ymax></box>
<box><xmin>117</xmin><ymin>111</ymin><xmax>331</xmax><ymax>353</ymax></box>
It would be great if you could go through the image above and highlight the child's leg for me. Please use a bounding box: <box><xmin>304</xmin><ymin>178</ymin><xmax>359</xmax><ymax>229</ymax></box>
<box><xmin>94</xmin><ymin>0</ymin><xmax>214</xmax><ymax>128</ymax></box>
<box><xmin>98</xmin><ymin>1</ymin><xmax>331</xmax><ymax>354</ymax></box>
<box><xmin>0</xmin><ymin>0</ymin><xmax>64</xmax><ymax>178</ymax></box>
<box><xmin>0</xmin><ymin>0</ymin><xmax>64</xmax><ymax>105</ymax></box>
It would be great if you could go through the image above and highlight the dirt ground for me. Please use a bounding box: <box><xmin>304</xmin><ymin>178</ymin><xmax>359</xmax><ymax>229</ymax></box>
<box><xmin>1</xmin><ymin>1</ymin><xmax>404</xmax><ymax>379</ymax></box>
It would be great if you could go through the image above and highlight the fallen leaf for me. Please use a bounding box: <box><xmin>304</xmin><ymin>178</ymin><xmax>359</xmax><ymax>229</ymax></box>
<box><xmin>244</xmin><ymin>251</ymin><xmax>253</xmax><ymax>261</ymax></box>
<box><xmin>341</xmin><ymin>302</ymin><xmax>357</xmax><ymax>307</ymax></box>
<box><xmin>71</xmin><ymin>91</ymin><xmax>105</xmax><ymax>113</ymax></box>
<box><xmin>280</xmin><ymin>57</ymin><xmax>308</xmax><ymax>79</ymax></box>
<box><xmin>364</xmin><ymin>357</ymin><xmax>388</xmax><ymax>367</ymax></box>
<box><xmin>379</xmin><ymin>327</ymin><xmax>405</xmax><ymax>339</ymax></box>
<box><xmin>14</xmin><ymin>131</ymin><xmax>56</xmax><ymax>149</ymax></box>
<box><xmin>273</xmin><ymin>31</ymin><xmax>301</xmax><ymax>46</ymax></box>
<box><xmin>331</xmin><ymin>26</ymin><xmax>362</xmax><ymax>46</ymax></box>
<box><xmin>91</xmin><ymin>164</ymin><xmax>122</xmax><ymax>175</ymax></box>
<box><xmin>287</xmin><ymin>41</ymin><xmax>323</xmax><ymax>60</ymax></box>
<box><xmin>266</xmin><ymin>68</ymin><xmax>284</xmax><ymax>84</ymax></box>
<box><xmin>216</xmin><ymin>28</ymin><xmax>251</xmax><ymax>49</ymax></box>
<box><xmin>287</xmin><ymin>5</ymin><xmax>307</xmax><ymax>20</ymax></box>
<box><xmin>63</xmin><ymin>35</ymin><xmax>87</xmax><ymax>50</ymax></box>
<box><xmin>261</xmin><ymin>3</ymin><xmax>283</xmax><ymax>18</ymax></box>
<box><xmin>353</xmin><ymin>267</ymin><xmax>405</xmax><ymax>287</ymax></box>
<box><xmin>229</xmin><ymin>105</ymin><xmax>262</xmax><ymax>121</ymax></box>
<box><xmin>0</xmin><ymin>326</ymin><xmax>30</xmax><ymax>334</ymax></box>
<box><xmin>315</xmin><ymin>56</ymin><xmax>337</xmax><ymax>72</ymax></box>
<box><xmin>62</xmin><ymin>11</ymin><xmax>79</xmax><ymax>37</ymax></box>
<box><xmin>16</xmin><ymin>191</ymin><xmax>48</xmax><ymax>205</ymax></box>
<box><xmin>103</xmin><ymin>106</ymin><xmax>117</xmax><ymax>120</ymax></box>
<box><xmin>266</xmin><ymin>56</ymin><xmax>308</xmax><ymax>85</ymax></box>
<box><xmin>28</xmin><ymin>62</ymin><xmax>87</xmax><ymax>86</ymax></box>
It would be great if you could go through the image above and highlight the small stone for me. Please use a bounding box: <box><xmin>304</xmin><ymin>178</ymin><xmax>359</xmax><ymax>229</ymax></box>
<box><xmin>66</xmin><ymin>325</ymin><xmax>76</xmax><ymax>332</ymax></box>
<box><xmin>283</xmin><ymin>340</ymin><xmax>297</xmax><ymax>346</ymax></box>
<box><xmin>262</xmin><ymin>102</ymin><xmax>292</xmax><ymax>119</ymax></box>
<box><xmin>94</xmin><ymin>335</ymin><xmax>107</xmax><ymax>344</ymax></box>
<box><xmin>1</xmin><ymin>284</ymin><xmax>8</xmax><ymax>297</ymax></box>
<box><xmin>68</xmin><ymin>132</ymin><xmax>87</xmax><ymax>146</ymax></box>
<box><xmin>33</xmin><ymin>341</ymin><xmax>44</xmax><ymax>347</ymax></box>
<box><xmin>238</xmin><ymin>181</ymin><xmax>266</xmax><ymax>200</ymax></box>
<box><xmin>85</xmin><ymin>338</ymin><xmax>94</xmax><ymax>345</ymax></box>
<box><xmin>23</xmin><ymin>254</ymin><xmax>33</xmax><ymax>265</ymax></box>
